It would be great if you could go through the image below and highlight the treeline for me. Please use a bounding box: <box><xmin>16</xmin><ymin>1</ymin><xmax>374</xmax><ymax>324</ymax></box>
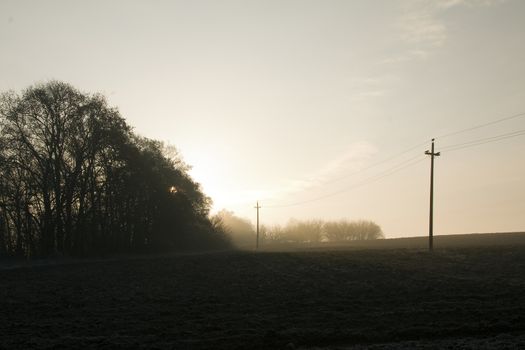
<box><xmin>214</xmin><ymin>210</ymin><xmax>383</xmax><ymax>248</ymax></box>
<box><xmin>0</xmin><ymin>81</ymin><xmax>229</xmax><ymax>258</ymax></box>
<box><xmin>263</xmin><ymin>219</ymin><xmax>384</xmax><ymax>243</ymax></box>
<box><xmin>213</xmin><ymin>210</ymin><xmax>256</xmax><ymax>248</ymax></box>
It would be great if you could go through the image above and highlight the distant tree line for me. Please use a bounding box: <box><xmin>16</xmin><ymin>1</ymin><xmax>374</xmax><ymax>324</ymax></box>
<box><xmin>213</xmin><ymin>210</ymin><xmax>256</xmax><ymax>248</ymax></box>
<box><xmin>262</xmin><ymin>219</ymin><xmax>384</xmax><ymax>244</ymax></box>
<box><xmin>0</xmin><ymin>81</ymin><xmax>230</xmax><ymax>258</ymax></box>
<box><xmin>213</xmin><ymin>210</ymin><xmax>383</xmax><ymax>247</ymax></box>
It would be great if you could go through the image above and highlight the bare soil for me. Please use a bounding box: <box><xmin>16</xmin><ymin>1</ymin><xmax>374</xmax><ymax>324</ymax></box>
<box><xmin>1</xmin><ymin>233</ymin><xmax>525</xmax><ymax>349</ymax></box>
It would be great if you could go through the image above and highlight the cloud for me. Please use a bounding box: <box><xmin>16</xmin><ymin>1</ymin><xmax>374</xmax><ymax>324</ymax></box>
<box><xmin>398</xmin><ymin>1</ymin><xmax>448</xmax><ymax>49</ymax></box>
<box><xmin>347</xmin><ymin>75</ymin><xmax>399</xmax><ymax>103</ymax></box>
<box><xmin>259</xmin><ymin>142</ymin><xmax>378</xmax><ymax>203</ymax></box>
<box><xmin>380</xmin><ymin>49</ymin><xmax>430</xmax><ymax>64</ymax></box>
<box><xmin>351</xmin><ymin>89</ymin><xmax>388</xmax><ymax>101</ymax></box>
<box><xmin>437</xmin><ymin>0</ymin><xmax>506</xmax><ymax>8</ymax></box>
<box><xmin>316</xmin><ymin>142</ymin><xmax>378</xmax><ymax>181</ymax></box>
<box><xmin>386</xmin><ymin>0</ymin><xmax>507</xmax><ymax>64</ymax></box>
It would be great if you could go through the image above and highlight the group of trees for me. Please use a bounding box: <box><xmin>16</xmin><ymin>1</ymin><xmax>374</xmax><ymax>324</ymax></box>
<box><xmin>0</xmin><ymin>81</ymin><xmax>229</xmax><ymax>258</ymax></box>
<box><xmin>213</xmin><ymin>210</ymin><xmax>256</xmax><ymax>248</ymax></box>
<box><xmin>262</xmin><ymin>219</ymin><xmax>384</xmax><ymax>244</ymax></box>
<box><xmin>213</xmin><ymin>210</ymin><xmax>383</xmax><ymax>248</ymax></box>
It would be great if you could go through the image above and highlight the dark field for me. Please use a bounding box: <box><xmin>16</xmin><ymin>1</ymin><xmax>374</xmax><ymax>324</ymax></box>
<box><xmin>2</xmin><ymin>233</ymin><xmax>525</xmax><ymax>349</ymax></box>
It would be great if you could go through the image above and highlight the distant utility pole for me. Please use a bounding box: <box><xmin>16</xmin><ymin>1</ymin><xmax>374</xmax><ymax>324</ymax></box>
<box><xmin>425</xmin><ymin>138</ymin><xmax>440</xmax><ymax>252</ymax></box>
<box><xmin>255</xmin><ymin>201</ymin><xmax>261</xmax><ymax>249</ymax></box>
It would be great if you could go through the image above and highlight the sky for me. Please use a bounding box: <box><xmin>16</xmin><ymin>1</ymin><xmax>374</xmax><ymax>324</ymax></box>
<box><xmin>1</xmin><ymin>0</ymin><xmax>524</xmax><ymax>237</ymax></box>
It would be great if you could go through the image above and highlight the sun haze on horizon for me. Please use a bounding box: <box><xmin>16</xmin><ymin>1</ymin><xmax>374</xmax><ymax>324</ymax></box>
<box><xmin>1</xmin><ymin>0</ymin><xmax>524</xmax><ymax>237</ymax></box>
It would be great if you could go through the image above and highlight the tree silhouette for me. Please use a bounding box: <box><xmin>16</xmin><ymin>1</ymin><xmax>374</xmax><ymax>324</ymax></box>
<box><xmin>324</xmin><ymin>220</ymin><xmax>383</xmax><ymax>242</ymax></box>
<box><xmin>0</xmin><ymin>81</ymin><xmax>229</xmax><ymax>257</ymax></box>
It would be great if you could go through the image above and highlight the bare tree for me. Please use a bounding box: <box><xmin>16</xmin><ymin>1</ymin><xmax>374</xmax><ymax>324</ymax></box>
<box><xmin>0</xmin><ymin>82</ymin><xmax>230</xmax><ymax>258</ymax></box>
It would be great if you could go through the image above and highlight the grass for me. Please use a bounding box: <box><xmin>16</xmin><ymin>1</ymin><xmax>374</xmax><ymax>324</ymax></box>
<box><xmin>1</xmin><ymin>232</ymin><xmax>525</xmax><ymax>349</ymax></box>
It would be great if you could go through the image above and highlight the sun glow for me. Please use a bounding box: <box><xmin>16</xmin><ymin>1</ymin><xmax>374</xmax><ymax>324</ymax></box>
<box><xmin>185</xmin><ymin>152</ymin><xmax>233</xmax><ymax>208</ymax></box>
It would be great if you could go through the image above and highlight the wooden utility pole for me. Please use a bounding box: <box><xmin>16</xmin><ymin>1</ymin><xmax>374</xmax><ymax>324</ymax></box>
<box><xmin>255</xmin><ymin>201</ymin><xmax>261</xmax><ymax>249</ymax></box>
<box><xmin>425</xmin><ymin>138</ymin><xmax>440</xmax><ymax>251</ymax></box>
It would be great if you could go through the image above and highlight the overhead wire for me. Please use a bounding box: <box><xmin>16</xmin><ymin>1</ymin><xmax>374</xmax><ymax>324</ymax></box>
<box><xmin>319</xmin><ymin>139</ymin><xmax>429</xmax><ymax>186</ymax></box>
<box><xmin>440</xmin><ymin>128</ymin><xmax>525</xmax><ymax>153</ymax></box>
<box><xmin>266</xmin><ymin>154</ymin><xmax>426</xmax><ymax>208</ymax></box>
<box><xmin>263</xmin><ymin>111</ymin><xmax>525</xmax><ymax>208</ymax></box>
<box><xmin>436</xmin><ymin>112</ymin><xmax>525</xmax><ymax>140</ymax></box>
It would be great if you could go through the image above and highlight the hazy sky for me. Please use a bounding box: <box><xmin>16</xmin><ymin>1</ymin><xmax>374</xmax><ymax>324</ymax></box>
<box><xmin>1</xmin><ymin>0</ymin><xmax>524</xmax><ymax>237</ymax></box>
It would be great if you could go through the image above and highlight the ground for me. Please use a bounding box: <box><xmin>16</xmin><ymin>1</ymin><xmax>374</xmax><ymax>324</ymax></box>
<box><xmin>1</xmin><ymin>233</ymin><xmax>525</xmax><ymax>349</ymax></box>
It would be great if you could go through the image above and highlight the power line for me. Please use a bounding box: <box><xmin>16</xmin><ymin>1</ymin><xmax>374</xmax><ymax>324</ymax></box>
<box><xmin>286</xmin><ymin>112</ymin><xmax>525</xmax><ymax>189</ymax></box>
<box><xmin>266</xmin><ymin>154</ymin><xmax>426</xmax><ymax>208</ymax></box>
<box><xmin>441</xmin><ymin>128</ymin><xmax>525</xmax><ymax>153</ymax></box>
<box><xmin>266</xmin><ymin>126</ymin><xmax>524</xmax><ymax>209</ymax></box>
<box><xmin>260</xmin><ymin>140</ymin><xmax>430</xmax><ymax>207</ymax></box>
<box><xmin>437</xmin><ymin>112</ymin><xmax>525</xmax><ymax>140</ymax></box>
<box><xmin>319</xmin><ymin>139</ymin><xmax>429</xmax><ymax>186</ymax></box>
<box><xmin>261</xmin><ymin>110</ymin><xmax>525</xmax><ymax>209</ymax></box>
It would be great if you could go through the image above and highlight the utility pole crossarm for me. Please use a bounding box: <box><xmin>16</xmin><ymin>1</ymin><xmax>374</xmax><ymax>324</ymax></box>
<box><xmin>425</xmin><ymin>138</ymin><xmax>440</xmax><ymax>252</ymax></box>
<box><xmin>425</xmin><ymin>150</ymin><xmax>441</xmax><ymax>156</ymax></box>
